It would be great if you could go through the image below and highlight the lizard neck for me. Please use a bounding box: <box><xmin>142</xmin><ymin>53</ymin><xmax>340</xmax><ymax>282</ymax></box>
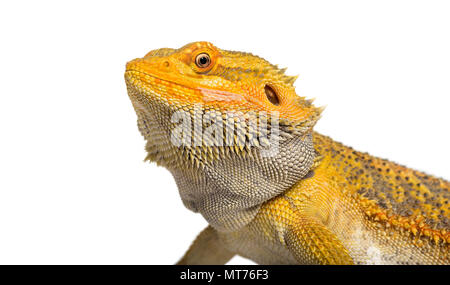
<box><xmin>169</xmin><ymin>134</ymin><xmax>316</xmax><ymax>232</ymax></box>
<box><xmin>133</xmin><ymin>96</ymin><xmax>318</xmax><ymax>232</ymax></box>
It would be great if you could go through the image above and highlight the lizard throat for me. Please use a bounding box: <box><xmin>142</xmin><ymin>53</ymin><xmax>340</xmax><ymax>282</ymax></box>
<box><xmin>170</xmin><ymin>133</ymin><xmax>316</xmax><ymax>232</ymax></box>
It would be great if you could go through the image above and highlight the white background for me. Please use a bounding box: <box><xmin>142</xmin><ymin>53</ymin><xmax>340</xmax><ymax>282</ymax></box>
<box><xmin>0</xmin><ymin>0</ymin><xmax>449</xmax><ymax>265</ymax></box>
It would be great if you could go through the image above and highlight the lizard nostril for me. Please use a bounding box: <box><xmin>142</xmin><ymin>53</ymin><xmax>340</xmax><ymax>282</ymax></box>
<box><xmin>163</xmin><ymin>61</ymin><xmax>170</xmax><ymax>68</ymax></box>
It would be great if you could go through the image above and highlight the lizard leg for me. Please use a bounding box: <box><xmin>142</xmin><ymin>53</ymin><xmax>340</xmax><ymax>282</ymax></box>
<box><xmin>285</xmin><ymin>214</ymin><xmax>354</xmax><ymax>265</ymax></box>
<box><xmin>176</xmin><ymin>226</ymin><xmax>235</xmax><ymax>265</ymax></box>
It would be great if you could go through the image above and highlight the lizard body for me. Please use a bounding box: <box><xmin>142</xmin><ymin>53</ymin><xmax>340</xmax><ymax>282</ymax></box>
<box><xmin>125</xmin><ymin>42</ymin><xmax>449</xmax><ymax>264</ymax></box>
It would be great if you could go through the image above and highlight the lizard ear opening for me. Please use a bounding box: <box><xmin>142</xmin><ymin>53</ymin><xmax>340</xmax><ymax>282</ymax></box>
<box><xmin>264</xmin><ymin>85</ymin><xmax>280</xmax><ymax>106</ymax></box>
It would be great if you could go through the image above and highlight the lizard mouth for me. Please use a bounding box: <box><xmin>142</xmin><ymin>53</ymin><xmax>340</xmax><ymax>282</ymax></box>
<box><xmin>124</xmin><ymin>68</ymin><xmax>192</xmax><ymax>108</ymax></box>
<box><xmin>125</xmin><ymin>69</ymin><xmax>248</xmax><ymax>106</ymax></box>
<box><xmin>125</xmin><ymin>69</ymin><xmax>192</xmax><ymax>91</ymax></box>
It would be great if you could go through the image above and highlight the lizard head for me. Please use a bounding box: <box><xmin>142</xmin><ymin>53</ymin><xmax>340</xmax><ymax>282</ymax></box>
<box><xmin>125</xmin><ymin>41</ymin><xmax>321</xmax><ymax>126</ymax></box>
<box><xmin>125</xmin><ymin>42</ymin><xmax>322</xmax><ymax>231</ymax></box>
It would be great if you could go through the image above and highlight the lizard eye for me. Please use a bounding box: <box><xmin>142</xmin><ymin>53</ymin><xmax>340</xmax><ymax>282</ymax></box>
<box><xmin>264</xmin><ymin>85</ymin><xmax>280</xmax><ymax>105</ymax></box>
<box><xmin>195</xmin><ymin>53</ymin><xmax>211</xmax><ymax>68</ymax></box>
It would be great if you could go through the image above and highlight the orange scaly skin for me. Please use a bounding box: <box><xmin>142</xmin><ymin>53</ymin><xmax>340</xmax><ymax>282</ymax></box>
<box><xmin>125</xmin><ymin>42</ymin><xmax>449</xmax><ymax>264</ymax></box>
<box><xmin>239</xmin><ymin>134</ymin><xmax>449</xmax><ymax>264</ymax></box>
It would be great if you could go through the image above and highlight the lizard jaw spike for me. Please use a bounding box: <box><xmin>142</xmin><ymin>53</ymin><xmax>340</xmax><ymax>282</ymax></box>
<box><xmin>317</xmin><ymin>105</ymin><xmax>327</xmax><ymax>115</ymax></box>
<box><xmin>278</xmin><ymin>67</ymin><xmax>287</xmax><ymax>75</ymax></box>
<box><xmin>285</xmin><ymin>75</ymin><xmax>299</xmax><ymax>85</ymax></box>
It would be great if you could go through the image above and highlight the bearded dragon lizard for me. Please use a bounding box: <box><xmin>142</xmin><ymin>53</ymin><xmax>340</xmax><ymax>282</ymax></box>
<box><xmin>124</xmin><ymin>42</ymin><xmax>449</xmax><ymax>265</ymax></box>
